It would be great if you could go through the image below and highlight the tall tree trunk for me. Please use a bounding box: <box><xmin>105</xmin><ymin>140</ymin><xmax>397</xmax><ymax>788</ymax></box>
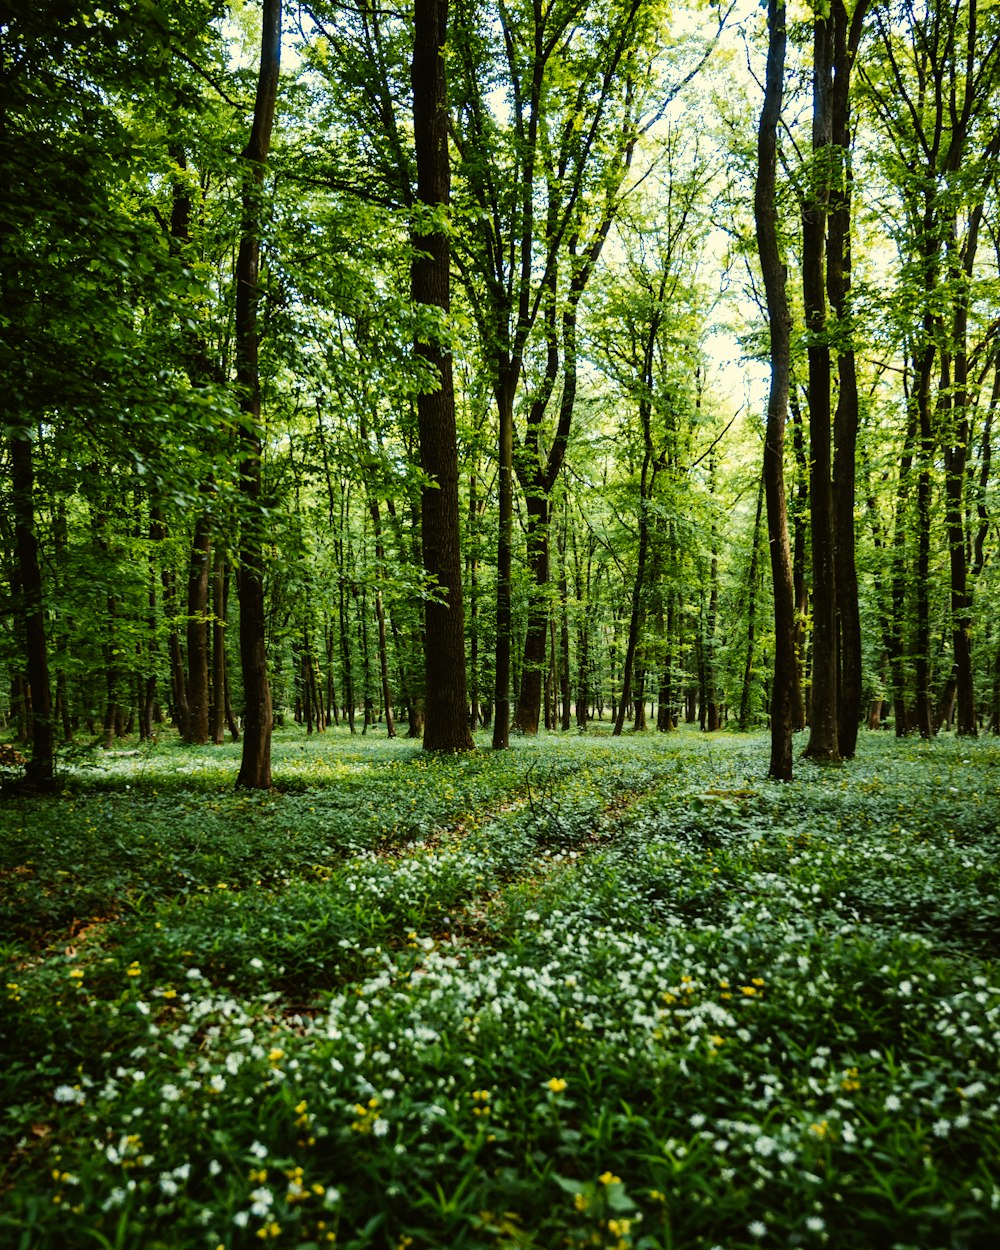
<box><xmin>802</xmin><ymin>12</ymin><xmax>839</xmax><ymax>761</ymax></box>
<box><xmin>185</xmin><ymin>510</ymin><xmax>212</xmax><ymax>744</ymax></box>
<box><xmin>659</xmin><ymin>587</ymin><xmax>677</xmax><ymax>731</ymax></box>
<box><xmin>829</xmin><ymin>0</ymin><xmax>868</xmax><ymax>758</ymax></box>
<box><xmin>943</xmin><ymin>185</ymin><xmax>990</xmax><ymax>737</ymax></box>
<box><xmin>355</xmin><ymin>584</ymin><xmax>374</xmax><ymax>733</ymax></box>
<box><xmin>324</xmin><ymin>616</ymin><xmax>340</xmax><ymax>727</ymax></box>
<box><xmin>513</xmin><ymin>494</ymin><xmax>549</xmax><ymax>733</ymax></box>
<box><xmin>573</xmin><ymin>523</ymin><xmax>592</xmax><ymax>731</ymax></box>
<box><xmin>467</xmin><ymin>469</ymin><xmax>480</xmax><ymax>729</ymax></box>
<box><xmin>10</xmin><ymin>431</ymin><xmax>55</xmax><ymax>787</ymax></box>
<box><xmin>739</xmin><ymin>471</ymin><xmax>765</xmax><ymax>731</ymax></box>
<box><xmin>367</xmin><ymin>493</ymin><xmax>396</xmax><ymax>738</ymax></box>
<box><xmin>889</xmin><ymin>400</ymin><xmax>916</xmax><ymax>734</ymax></box>
<box><xmin>755</xmin><ymin>0</ymin><xmax>798</xmax><ymax>781</ymax></box>
<box><xmin>494</xmin><ymin>378</ymin><xmax>515</xmax><ymax>748</ymax></box>
<box><xmin>138</xmin><ymin>508</ymin><xmax>157</xmax><ymax>743</ymax></box>
<box><xmin>412</xmin><ymin>0</ymin><xmax>473</xmax><ymax>752</ymax></box>
<box><xmin>613</xmin><ymin>459</ymin><xmax>655</xmax><ymax>737</ymax></box>
<box><xmin>789</xmin><ymin>392</ymin><xmax>809</xmax><ymax>729</ymax></box>
<box><xmin>234</xmin><ymin>0</ymin><xmax>281</xmax><ymax>790</ymax></box>
<box><xmin>373</xmin><ymin>584</ymin><xmax>394</xmax><ymax>737</ymax></box>
<box><xmin>914</xmin><ymin>339</ymin><xmax>936</xmax><ymax>739</ymax></box>
<box><xmin>338</xmin><ymin>560</ymin><xmax>356</xmax><ymax>734</ymax></box>
<box><xmin>210</xmin><ymin>550</ymin><xmax>228</xmax><ymax>745</ymax></box>
<box><xmin>704</xmin><ymin>455</ymin><xmax>721</xmax><ymax>733</ymax></box>
<box><xmin>558</xmin><ymin>506</ymin><xmax>572</xmax><ymax>731</ymax></box>
<box><xmin>153</xmin><ymin>507</ymin><xmax>190</xmax><ymax>737</ymax></box>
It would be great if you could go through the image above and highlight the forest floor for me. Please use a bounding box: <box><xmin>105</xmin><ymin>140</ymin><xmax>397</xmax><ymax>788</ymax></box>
<box><xmin>1</xmin><ymin>725</ymin><xmax>999</xmax><ymax>1250</ymax></box>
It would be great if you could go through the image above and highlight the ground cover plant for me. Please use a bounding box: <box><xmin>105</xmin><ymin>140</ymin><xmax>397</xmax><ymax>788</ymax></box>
<box><xmin>2</xmin><ymin>727</ymin><xmax>999</xmax><ymax>1250</ymax></box>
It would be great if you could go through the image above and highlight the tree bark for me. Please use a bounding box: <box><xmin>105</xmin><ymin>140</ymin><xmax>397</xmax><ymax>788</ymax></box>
<box><xmin>210</xmin><ymin>550</ymin><xmax>228</xmax><ymax>744</ymax></box>
<box><xmin>789</xmin><ymin>392</ymin><xmax>809</xmax><ymax>729</ymax></box>
<box><xmin>234</xmin><ymin>0</ymin><xmax>281</xmax><ymax>790</ymax></box>
<box><xmin>184</xmin><ymin>509</ymin><xmax>212</xmax><ymax>744</ymax></box>
<box><xmin>739</xmin><ymin>471</ymin><xmax>765</xmax><ymax>731</ymax></box>
<box><xmin>513</xmin><ymin>492</ymin><xmax>549</xmax><ymax>733</ymax></box>
<box><xmin>412</xmin><ymin>0</ymin><xmax>474</xmax><ymax>752</ymax></box>
<box><xmin>10</xmin><ymin>431</ymin><xmax>55</xmax><ymax>787</ymax></box>
<box><xmin>558</xmin><ymin>507</ymin><xmax>572</xmax><ymax>731</ymax></box>
<box><xmin>613</xmin><ymin>457</ymin><xmax>655</xmax><ymax>737</ymax></box>
<box><xmin>914</xmin><ymin>333</ymin><xmax>936</xmax><ymax>739</ymax></box>
<box><xmin>367</xmin><ymin>496</ymin><xmax>396</xmax><ymax>738</ymax></box>
<box><xmin>704</xmin><ymin>451</ymin><xmax>721</xmax><ymax>733</ymax></box>
<box><xmin>829</xmin><ymin>0</ymin><xmax>868</xmax><ymax>758</ymax></box>
<box><xmin>943</xmin><ymin>180</ymin><xmax>994</xmax><ymax>737</ymax></box>
<box><xmin>467</xmin><ymin>469</ymin><xmax>480</xmax><ymax>729</ymax></box>
<box><xmin>801</xmin><ymin>12</ymin><xmax>839</xmax><ymax>762</ymax></box>
<box><xmin>153</xmin><ymin>507</ymin><xmax>190</xmax><ymax>738</ymax></box>
<box><xmin>755</xmin><ymin>0</ymin><xmax>798</xmax><ymax>781</ymax></box>
<box><xmin>493</xmin><ymin>378</ymin><xmax>515</xmax><ymax>748</ymax></box>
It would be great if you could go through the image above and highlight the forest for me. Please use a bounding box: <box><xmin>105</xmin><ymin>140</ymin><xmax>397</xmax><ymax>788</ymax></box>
<box><xmin>2</xmin><ymin>0</ymin><xmax>998</xmax><ymax>786</ymax></box>
<box><xmin>2</xmin><ymin>1</ymin><xmax>1000</xmax><ymax>1248</ymax></box>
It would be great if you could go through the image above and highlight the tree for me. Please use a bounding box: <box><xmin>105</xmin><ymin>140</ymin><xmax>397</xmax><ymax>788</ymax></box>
<box><xmin>860</xmin><ymin>0</ymin><xmax>1000</xmax><ymax>738</ymax></box>
<box><xmin>755</xmin><ymin>0</ymin><xmax>798</xmax><ymax>781</ymax></box>
<box><xmin>411</xmin><ymin>0</ymin><xmax>475</xmax><ymax>751</ymax></box>
<box><xmin>799</xmin><ymin>0</ymin><xmax>869</xmax><ymax>761</ymax></box>
<box><xmin>829</xmin><ymin>0</ymin><xmax>869</xmax><ymax>758</ymax></box>
<box><xmin>235</xmin><ymin>0</ymin><xmax>282</xmax><ymax>790</ymax></box>
<box><xmin>450</xmin><ymin>0</ymin><xmax>723</xmax><ymax>744</ymax></box>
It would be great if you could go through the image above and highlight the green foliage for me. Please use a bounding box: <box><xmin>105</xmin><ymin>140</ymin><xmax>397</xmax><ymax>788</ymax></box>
<box><xmin>2</xmin><ymin>730</ymin><xmax>999</xmax><ymax>1249</ymax></box>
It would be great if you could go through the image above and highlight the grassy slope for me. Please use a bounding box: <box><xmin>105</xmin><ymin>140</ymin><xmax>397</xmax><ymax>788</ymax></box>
<box><xmin>1</xmin><ymin>726</ymin><xmax>999</xmax><ymax>1250</ymax></box>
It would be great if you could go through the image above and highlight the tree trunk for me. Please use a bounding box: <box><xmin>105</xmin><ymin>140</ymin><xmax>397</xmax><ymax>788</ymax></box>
<box><xmin>412</xmin><ymin>0</ymin><xmax>474</xmax><ymax>752</ymax></box>
<box><xmin>802</xmin><ymin>12</ymin><xmax>839</xmax><ymax>762</ymax></box>
<box><xmin>513</xmin><ymin>494</ymin><xmax>548</xmax><ymax>733</ymax></box>
<box><xmin>467</xmin><ymin>470</ymin><xmax>480</xmax><ymax>730</ymax></box>
<box><xmin>356</xmin><ymin>583</ymin><xmax>373</xmax><ymax>734</ymax></box>
<box><xmin>943</xmin><ymin>187</ymin><xmax>990</xmax><ymax>738</ymax></box>
<box><xmin>367</xmin><ymin>494</ymin><xmax>396</xmax><ymax>738</ymax></box>
<box><xmin>755</xmin><ymin>0</ymin><xmax>798</xmax><ymax>781</ymax></box>
<box><xmin>789</xmin><ymin>392</ymin><xmax>809</xmax><ymax>729</ymax></box>
<box><xmin>10</xmin><ymin>431</ymin><xmax>55</xmax><ymax>787</ymax></box>
<box><xmin>234</xmin><ymin>0</ymin><xmax>281</xmax><ymax>790</ymax></box>
<box><xmin>153</xmin><ymin>508</ymin><xmax>190</xmax><ymax>738</ymax></box>
<box><xmin>573</xmin><ymin>522</ymin><xmax>592</xmax><ymax>730</ymax></box>
<box><xmin>184</xmin><ymin>510</ymin><xmax>212</xmax><ymax>744</ymax></box>
<box><xmin>914</xmin><ymin>340</ymin><xmax>935</xmax><ymax>740</ymax></box>
<box><xmin>704</xmin><ymin>456</ymin><xmax>721</xmax><ymax>733</ymax></box>
<box><xmin>210</xmin><ymin>551</ymin><xmax>228</xmax><ymax>745</ymax></box>
<box><xmin>558</xmin><ymin>509</ymin><xmax>572</xmax><ymax>731</ymax></box>
<box><xmin>324</xmin><ymin>617</ymin><xmax>340</xmax><ymax>727</ymax></box>
<box><xmin>739</xmin><ymin>471</ymin><xmax>765</xmax><ymax>731</ymax></box>
<box><xmin>614</xmin><ymin>459</ymin><xmax>655</xmax><ymax>737</ymax></box>
<box><xmin>829</xmin><ymin>0</ymin><xmax>868</xmax><ymax>758</ymax></box>
<box><xmin>494</xmin><ymin>379</ymin><xmax>514</xmax><ymax>748</ymax></box>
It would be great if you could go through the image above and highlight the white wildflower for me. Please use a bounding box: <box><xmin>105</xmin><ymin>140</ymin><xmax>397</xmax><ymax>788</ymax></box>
<box><xmin>54</xmin><ymin>1085</ymin><xmax>85</xmax><ymax>1105</ymax></box>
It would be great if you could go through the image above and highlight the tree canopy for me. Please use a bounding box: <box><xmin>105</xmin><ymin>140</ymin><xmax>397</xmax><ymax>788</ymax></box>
<box><xmin>3</xmin><ymin>0</ymin><xmax>1000</xmax><ymax>786</ymax></box>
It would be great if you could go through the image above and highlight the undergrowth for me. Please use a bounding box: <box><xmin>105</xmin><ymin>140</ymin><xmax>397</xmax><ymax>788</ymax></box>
<box><xmin>1</xmin><ymin>725</ymin><xmax>998</xmax><ymax>1250</ymax></box>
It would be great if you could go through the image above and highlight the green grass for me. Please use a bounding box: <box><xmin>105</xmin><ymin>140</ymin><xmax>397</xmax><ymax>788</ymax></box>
<box><xmin>2</xmin><ymin>725</ymin><xmax>999</xmax><ymax>1249</ymax></box>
